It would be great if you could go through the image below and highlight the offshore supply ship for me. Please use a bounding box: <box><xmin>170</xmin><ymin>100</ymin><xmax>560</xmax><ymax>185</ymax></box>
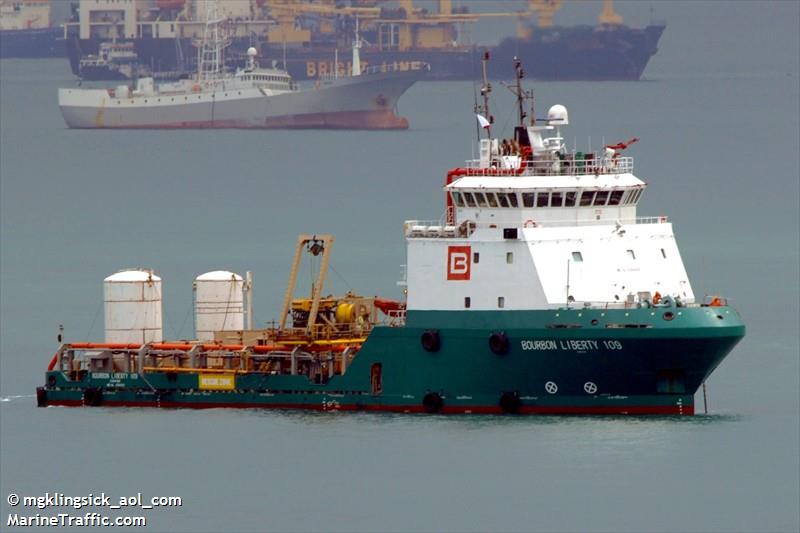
<box><xmin>58</xmin><ymin>9</ymin><xmax>425</xmax><ymax>129</ymax></box>
<box><xmin>63</xmin><ymin>0</ymin><xmax>664</xmax><ymax>82</ymax></box>
<box><xmin>0</xmin><ymin>0</ymin><xmax>63</xmax><ymax>58</ymax></box>
<box><xmin>37</xmin><ymin>57</ymin><xmax>744</xmax><ymax>415</ymax></box>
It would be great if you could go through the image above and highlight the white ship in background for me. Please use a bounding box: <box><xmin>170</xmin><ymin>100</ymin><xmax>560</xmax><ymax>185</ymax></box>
<box><xmin>58</xmin><ymin>6</ymin><xmax>427</xmax><ymax>129</ymax></box>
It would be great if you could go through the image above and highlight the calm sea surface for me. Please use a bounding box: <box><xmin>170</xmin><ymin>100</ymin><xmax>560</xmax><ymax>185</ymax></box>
<box><xmin>1</xmin><ymin>2</ymin><xmax>798</xmax><ymax>532</ymax></box>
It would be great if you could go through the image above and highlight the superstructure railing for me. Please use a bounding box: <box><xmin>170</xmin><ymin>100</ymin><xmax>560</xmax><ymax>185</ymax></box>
<box><xmin>404</xmin><ymin>216</ymin><xmax>668</xmax><ymax>238</ymax></box>
<box><xmin>463</xmin><ymin>154</ymin><xmax>634</xmax><ymax>176</ymax></box>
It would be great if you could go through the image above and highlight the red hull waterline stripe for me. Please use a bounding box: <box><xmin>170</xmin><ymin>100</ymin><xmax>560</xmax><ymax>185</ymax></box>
<box><xmin>78</xmin><ymin>111</ymin><xmax>409</xmax><ymax>130</ymax></box>
<box><xmin>43</xmin><ymin>399</ymin><xmax>694</xmax><ymax>416</ymax></box>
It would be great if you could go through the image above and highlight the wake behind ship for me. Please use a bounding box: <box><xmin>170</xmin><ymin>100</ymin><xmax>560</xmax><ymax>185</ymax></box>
<box><xmin>38</xmin><ymin>56</ymin><xmax>744</xmax><ymax>415</ymax></box>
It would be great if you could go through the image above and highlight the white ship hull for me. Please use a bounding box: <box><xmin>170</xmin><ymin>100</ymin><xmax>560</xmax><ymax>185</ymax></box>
<box><xmin>58</xmin><ymin>69</ymin><xmax>424</xmax><ymax>130</ymax></box>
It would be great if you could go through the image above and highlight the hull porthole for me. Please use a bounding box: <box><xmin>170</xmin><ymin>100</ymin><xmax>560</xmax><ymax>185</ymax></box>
<box><xmin>488</xmin><ymin>332</ymin><xmax>510</xmax><ymax>355</ymax></box>
<box><xmin>422</xmin><ymin>392</ymin><xmax>444</xmax><ymax>413</ymax></box>
<box><xmin>420</xmin><ymin>330</ymin><xmax>441</xmax><ymax>352</ymax></box>
<box><xmin>499</xmin><ymin>391</ymin><xmax>521</xmax><ymax>414</ymax></box>
<box><xmin>46</xmin><ymin>374</ymin><xmax>57</xmax><ymax>388</ymax></box>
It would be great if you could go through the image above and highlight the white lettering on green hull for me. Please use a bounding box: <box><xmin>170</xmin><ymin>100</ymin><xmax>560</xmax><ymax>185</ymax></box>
<box><xmin>520</xmin><ymin>340</ymin><xmax>624</xmax><ymax>352</ymax></box>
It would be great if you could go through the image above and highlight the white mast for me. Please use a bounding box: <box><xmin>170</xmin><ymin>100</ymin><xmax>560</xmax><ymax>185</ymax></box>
<box><xmin>352</xmin><ymin>16</ymin><xmax>361</xmax><ymax>77</ymax></box>
<box><xmin>195</xmin><ymin>0</ymin><xmax>230</xmax><ymax>84</ymax></box>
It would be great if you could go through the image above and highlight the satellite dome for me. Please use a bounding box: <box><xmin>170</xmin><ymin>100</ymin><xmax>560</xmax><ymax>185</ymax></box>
<box><xmin>547</xmin><ymin>104</ymin><xmax>569</xmax><ymax>126</ymax></box>
<box><xmin>247</xmin><ymin>47</ymin><xmax>258</xmax><ymax>57</ymax></box>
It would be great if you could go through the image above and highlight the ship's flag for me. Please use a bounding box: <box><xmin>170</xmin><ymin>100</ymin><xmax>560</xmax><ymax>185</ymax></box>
<box><xmin>605</xmin><ymin>137</ymin><xmax>639</xmax><ymax>150</ymax></box>
<box><xmin>476</xmin><ymin>114</ymin><xmax>491</xmax><ymax>129</ymax></box>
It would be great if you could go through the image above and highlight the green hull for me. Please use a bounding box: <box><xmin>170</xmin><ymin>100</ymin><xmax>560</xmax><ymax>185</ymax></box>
<box><xmin>38</xmin><ymin>306</ymin><xmax>744</xmax><ymax>415</ymax></box>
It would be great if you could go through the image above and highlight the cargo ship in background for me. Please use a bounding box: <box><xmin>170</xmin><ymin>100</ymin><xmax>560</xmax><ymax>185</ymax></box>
<box><xmin>37</xmin><ymin>56</ymin><xmax>744</xmax><ymax>415</ymax></box>
<box><xmin>0</xmin><ymin>0</ymin><xmax>64</xmax><ymax>57</ymax></box>
<box><xmin>59</xmin><ymin>6</ymin><xmax>426</xmax><ymax>129</ymax></box>
<box><xmin>61</xmin><ymin>0</ymin><xmax>665</xmax><ymax>81</ymax></box>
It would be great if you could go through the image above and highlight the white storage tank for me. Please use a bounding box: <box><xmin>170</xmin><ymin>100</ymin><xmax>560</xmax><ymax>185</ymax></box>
<box><xmin>194</xmin><ymin>271</ymin><xmax>244</xmax><ymax>341</ymax></box>
<box><xmin>104</xmin><ymin>269</ymin><xmax>163</xmax><ymax>344</ymax></box>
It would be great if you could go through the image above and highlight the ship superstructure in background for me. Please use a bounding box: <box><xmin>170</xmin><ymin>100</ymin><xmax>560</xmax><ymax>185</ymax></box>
<box><xmin>58</xmin><ymin>4</ymin><xmax>426</xmax><ymax>129</ymax></box>
<box><xmin>62</xmin><ymin>0</ymin><xmax>664</xmax><ymax>81</ymax></box>
<box><xmin>0</xmin><ymin>0</ymin><xmax>63</xmax><ymax>57</ymax></box>
<box><xmin>77</xmin><ymin>41</ymin><xmax>152</xmax><ymax>80</ymax></box>
<box><xmin>39</xmin><ymin>56</ymin><xmax>744</xmax><ymax>414</ymax></box>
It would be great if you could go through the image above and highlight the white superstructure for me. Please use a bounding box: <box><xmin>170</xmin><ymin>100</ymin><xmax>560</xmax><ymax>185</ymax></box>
<box><xmin>404</xmin><ymin>98</ymin><xmax>694</xmax><ymax>312</ymax></box>
<box><xmin>104</xmin><ymin>268</ymin><xmax>163</xmax><ymax>343</ymax></box>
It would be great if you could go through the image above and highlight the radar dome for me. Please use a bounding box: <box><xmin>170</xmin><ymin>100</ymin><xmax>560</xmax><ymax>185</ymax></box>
<box><xmin>247</xmin><ymin>47</ymin><xmax>258</xmax><ymax>57</ymax></box>
<box><xmin>547</xmin><ymin>104</ymin><xmax>569</xmax><ymax>126</ymax></box>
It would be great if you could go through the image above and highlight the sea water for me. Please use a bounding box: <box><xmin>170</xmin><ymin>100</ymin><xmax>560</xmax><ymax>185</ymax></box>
<box><xmin>1</xmin><ymin>2</ymin><xmax>798</xmax><ymax>531</ymax></box>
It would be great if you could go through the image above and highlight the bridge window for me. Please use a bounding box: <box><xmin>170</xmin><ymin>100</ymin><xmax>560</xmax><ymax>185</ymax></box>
<box><xmin>572</xmin><ymin>251</ymin><xmax>583</xmax><ymax>262</ymax></box>
<box><xmin>626</xmin><ymin>249</ymin><xmax>636</xmax><ymax>260</ymax></box>
<box><xmin>497</xmin><ymin>193</ymin><xmax>510</xmax><ymax>208</ymax></box>
<box><xmin>463</xmin><ymin>192</ymin><xmax>476</xmax><ymax>207</ymax></box>
<box><xmin>626</xmin><ymin>189</ymin><xmax>642</xmax><ymax>205</ymax></box>
<box><xmin>486</xmin><ymin>193</ymin><xmax>498</xmax><ymax>208</ymax></box>
<box><xmin>522</xmin><ymin>193</ymin><xmax>535</xmax><ymax>208</ymax></box>
<box><xmin>474</xmin><ymin>192</ymin><xmax>487</xmax><ymax>207</ymax></box>
<box><xmin>452</xmin><ymin>192</ymin><xmax>464</xmax><ymax>207</ymax></box>
<box><xmin>537</xmin><ymin>192</ymin><xmax>549</xmax><ymax>207</ymax></box>
<box><xmin>594</xmin><ymin>191</ymin><xmax>609</xmax><ymax>206</ymax></box>
<box><xmin>609</xmin><ymin>190</ymin><xmax>624</xmax><ymax>206</ymax></box>
<box><xmin>579</xmin><ymin>191</ymin><xmax>595</xmax><ymax>206</ymax></box>
<box><xmin>551</xmin><ymin>192</ymin><xmax>563</xmax><ymax>207</ymax></box>
<box><xmin>508</xmin><ymin>193</ymin><xmax>519</xmax><ymax>208</ymax></box>
<box><xmin>621</xmin><ymin>190</ymin><xmax>632</xmax><ymax>204</ymax></box>
<box><xmin>564</xmin><ymin>192</ymin><xmax>577</xmax><ymax>207</ymax></box>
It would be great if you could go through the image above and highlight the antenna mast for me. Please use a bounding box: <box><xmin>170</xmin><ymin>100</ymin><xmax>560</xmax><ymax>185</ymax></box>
<box><xmin>505</xmin><ymin>56</ymin><xmax>535</xmax><ymax>127</ymax></box>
